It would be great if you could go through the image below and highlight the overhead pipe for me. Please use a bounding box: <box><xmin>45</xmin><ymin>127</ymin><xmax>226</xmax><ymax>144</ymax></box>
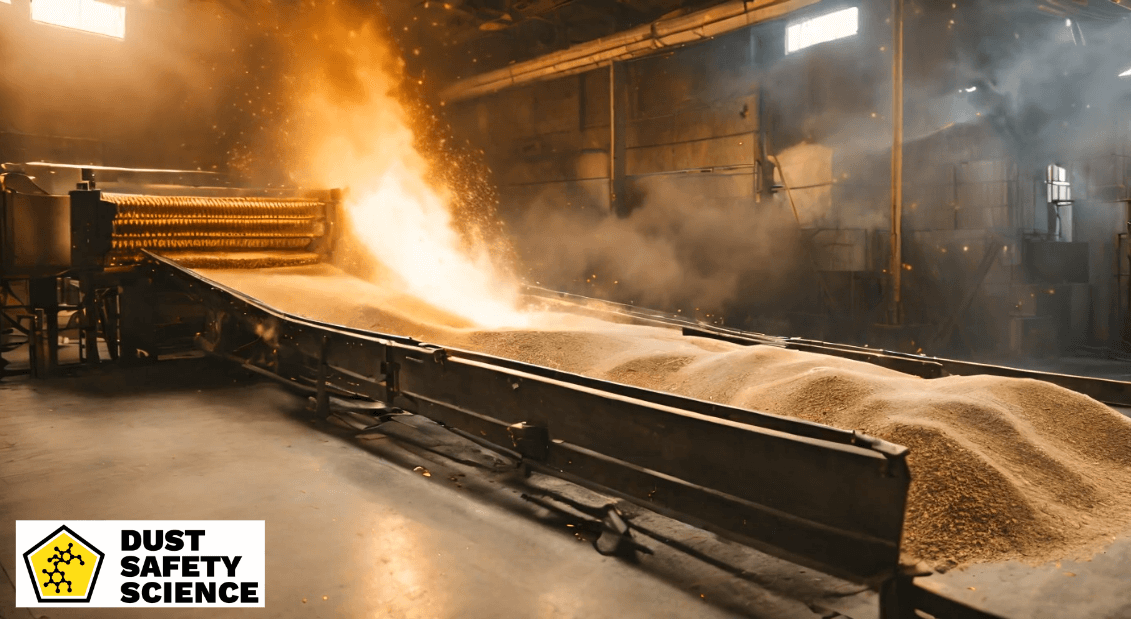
<box><xmin>440</xmin><ymin>0</ymin><xmax>821</xmax><ymax>102</ymax></box>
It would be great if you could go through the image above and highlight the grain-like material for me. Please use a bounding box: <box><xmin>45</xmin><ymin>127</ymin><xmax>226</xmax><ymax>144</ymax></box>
<box><xmin>197</xmin><ymin>263</ymin><xmax>1131</xmax><ymax>569</ymax></box>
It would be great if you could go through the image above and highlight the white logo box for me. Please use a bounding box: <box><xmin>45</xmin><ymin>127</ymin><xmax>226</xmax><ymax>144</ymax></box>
<box><xmin>16</xmin><ymin>520</ymin><xmax>265</xmax><ymax>608</ymax></box>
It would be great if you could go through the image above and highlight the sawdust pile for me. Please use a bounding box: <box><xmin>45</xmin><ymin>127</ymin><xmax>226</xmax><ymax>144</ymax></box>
<box><xmin>198</xmin><ymin>264</ymin><xmax>1131</xmax><ymax>568</ymax></box>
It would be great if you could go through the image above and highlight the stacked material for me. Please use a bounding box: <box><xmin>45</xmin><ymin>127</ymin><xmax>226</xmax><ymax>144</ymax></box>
<box><xmin>197</xmin><ymin>263</ymin><xmax>1131</xmax><ymax>569</ymax></box>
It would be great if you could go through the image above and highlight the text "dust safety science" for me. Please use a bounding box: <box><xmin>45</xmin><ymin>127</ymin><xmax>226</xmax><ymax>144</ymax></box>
<box><xmin>119</xmin><ymin>529</ymin><xmax>259</xmax><ymax>604</ymax></box>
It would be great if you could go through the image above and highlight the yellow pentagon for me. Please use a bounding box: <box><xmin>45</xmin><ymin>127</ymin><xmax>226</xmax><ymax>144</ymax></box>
<box><xmin>26</xmin><ymin>530</ymin><xmax>103</xmax><ymax>600</ymax></box>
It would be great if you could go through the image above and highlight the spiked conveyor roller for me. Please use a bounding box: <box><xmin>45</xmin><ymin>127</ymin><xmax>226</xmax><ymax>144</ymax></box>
<box><xmin>99</xmin><ymin>193</ymin><xmax>335</xmax><ymax>268</ymax></box>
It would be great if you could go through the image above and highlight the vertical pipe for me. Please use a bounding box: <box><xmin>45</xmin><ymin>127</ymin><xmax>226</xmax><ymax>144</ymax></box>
<box><xmin>1117</xmin><ymin>232</ymin><xmax>1125</xmax><ymax>341</ymax></box>
<box><xmin>609</xmin><ymin>62</ymin><xmax>627</xmax><ymax>217</ymax></box>
<box><xmin>609</xmin><ymin>62</ymin><xmax>618</xmax><ymax>214</ymax></box>
<box><xmin>102</xmin><ymin>290</ymin><xmax>120</xmax><ymax>362</ymax></box>
<box><xmin>1125</xmin><ymin>206</ymin><xmax>1131</xmax><ymax>344</ymax></box>
<box><xmin>29</xmin><ymin>277</ymin><xmax>60</xmax><ymax>373</ymax></box>
<box><xmin>888</xmin><ymin>0</ymin><xmax>905</xmax><ymax>325</ymax></box>
<box><xmin>0</xmin><ymin>284</ymin><xmax>7</xmax><ymax>374</ymax></box>
<box><xmin>33</xmin><ymin>309</ymin><xmax>49</xmax><ymax>378</ymax></box>
<box><xmin>758</xmin><ymin>84</ymin><xmax>769</xmax><ymax>203</ymax></box>
<box><xmin>28</xmin><ymin>314</ymin><xmax>39</xmax><ymax>378</ymax></box>
<box><xmin>45</xmin><ymin>309</ymin><xmax>59</xmax><ymax>371</ymax></box>
<box><xmin>753</xmin><ymin>29</ymin><xmax>762</xmax><ymax>204</ymax></box>
<box><xmin>81</xmin><ymin>276</ymin><xmax>101</xmax><ymax>363</ymax></box>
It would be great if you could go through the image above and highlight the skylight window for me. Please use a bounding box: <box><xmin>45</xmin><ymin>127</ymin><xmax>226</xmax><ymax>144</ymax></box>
<box><xmin>786</xmin><ymin>7</ymin><xmax>859</xmax><ymax>54</ymax></box>
<box><xmin>31</xmin><ymin>0</ymin><xmax>126</xmax><ymax>39</ymax></box>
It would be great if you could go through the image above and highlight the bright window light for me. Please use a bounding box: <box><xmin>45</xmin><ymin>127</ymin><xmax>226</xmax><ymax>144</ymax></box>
<box><xmin>31</xmin><ymin>0</ymin><xmax>126</xmax><ymax>39</ymax></box>
<box><xmin>1046</xmin><ymin>164</ymin><xmax>1071</xmax><ymax>204</ymax></box>
<box><xmin>1120</xmin><ymin>66</ymin><xmax>1131</xmax><ymax>78</ymax></box>
<box><xmin>786</xmin><ymin>7</ymin><xmax>859</xmax><ymax>54</ymax></box>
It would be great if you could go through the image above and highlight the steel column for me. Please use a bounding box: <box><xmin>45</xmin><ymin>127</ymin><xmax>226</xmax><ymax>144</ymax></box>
<box><xmin>888</xmin><ymin>0</ymin><xmax>905</xmax><ymax>325</ymax></box>
<box><xmin>609</xmin><ymin>62</ymin><xmax>628</xmax><ymax>217</ymax></box>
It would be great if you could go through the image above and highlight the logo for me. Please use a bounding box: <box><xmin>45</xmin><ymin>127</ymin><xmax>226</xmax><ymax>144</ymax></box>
<box><xmin>16</xmin><ymin>520</ymin><xmax>265</xmax><ymax>608</ymax></box>
<box><xmin>22</xmin><ymin>525</ymin><xmax>105</xmax><ymax>603</ymax></box>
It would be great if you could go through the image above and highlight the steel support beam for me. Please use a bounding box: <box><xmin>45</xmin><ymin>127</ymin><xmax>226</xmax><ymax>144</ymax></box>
<box><xmin>609</xmin><ymin>62</ymin><xmax>628</xmax><ymax>217</ymax></box>
<box><xmin>888</xmin><ymin>0</ymin><xmax>905</xmax><ymax>325</ymax></box>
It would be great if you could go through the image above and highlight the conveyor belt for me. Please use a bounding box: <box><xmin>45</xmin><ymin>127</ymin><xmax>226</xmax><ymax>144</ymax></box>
<box><xmin>525</xmin><ymin>286</ymin><xmax>1131</xmax><ymax>407</ymax></box>
<box><xmin>145</xmin><ymin>251</ymin><xmax>909</xmax><ymax>580</ymax></box>
<box><xmin>140</xmin><ymin>250</ymin><xmax>1009</xmax><ymax>619</ymax></box>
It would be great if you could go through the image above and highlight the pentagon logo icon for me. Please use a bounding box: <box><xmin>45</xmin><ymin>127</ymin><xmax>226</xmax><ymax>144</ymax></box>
<box><xmin>22</xmin><ymin>525</ymin><xmax>104</xmax><ymax>603</ymax></box>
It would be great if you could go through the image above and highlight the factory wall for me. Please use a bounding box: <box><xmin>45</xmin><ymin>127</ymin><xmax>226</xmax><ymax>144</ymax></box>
<box><xmin>448</xmin><ymin>9</ymin><xmax>853</xmax><ymax>331</ymax></box>
<box><xmin>0</xmin><ymin>0</ymin><xmax>267</xmax><ymax>173</ymax></box>
<box><xmin>449</xmin><ymin>0</ymin><xmax>1131</xmax><ymax>356</ymax></box>
<box><xmin>446</xmin><ymin>0</ymin><xmax>1005</xmax><ymax>347</ymax></box>
<box><xmin>1063</xmin><ymin>115</ymin><xmax>1131</xmax><ymax>345</ymax></box>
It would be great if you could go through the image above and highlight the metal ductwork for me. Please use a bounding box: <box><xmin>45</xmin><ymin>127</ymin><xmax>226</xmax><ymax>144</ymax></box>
<box><xmin>440</xmin><ymin>0</ymin><xmax>821</xmax><ymax>102</ymax></box>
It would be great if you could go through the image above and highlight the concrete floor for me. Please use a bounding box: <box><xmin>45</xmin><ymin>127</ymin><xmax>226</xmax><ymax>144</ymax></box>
<box><xmin>0</xmin><ymin>358</ymin><xmax>866</xmax><ymax>619</ymax></box>
<box><xmin>5</xmin><ymin>352</ymin><xmax>1131</xmax><ymax>618</ymax></box>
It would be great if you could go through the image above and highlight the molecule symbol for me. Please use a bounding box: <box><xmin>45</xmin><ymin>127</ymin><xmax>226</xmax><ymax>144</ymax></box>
<box><xmin>41</xmin><ymin>565</ymin><xmax>73</xmax><ymax>593</ymax></box>
<box><xmin>40</xmin><ymin>543</ymin><xmax>84</xmax><ymax>593</ymax></box>
<box><xmin>49</xmin><ymin>543</ymin><xmax>84</xmax><ymax>568</ymax></box>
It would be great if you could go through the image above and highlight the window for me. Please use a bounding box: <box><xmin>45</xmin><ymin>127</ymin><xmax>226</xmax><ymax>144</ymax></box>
<box><xmin>786</xmin><ymin>7</ymin><xmax>859</xmax><ymax>54</ymax></box>
<box><xmin>31</xmin><ymin>0</ymin><xmax>125</xmax><ymax>39</ymax></box>
<box><xmin>1046</xmin><ymin>164</ymin><xmax>1071</xmax><ymax>204</ymax></box>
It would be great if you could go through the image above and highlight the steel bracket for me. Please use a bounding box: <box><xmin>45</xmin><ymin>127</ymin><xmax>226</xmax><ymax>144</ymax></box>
<box><xmin>507</xmin><ymin>421</ymin><xmax>550</xmax><ymax>462</ymax></box>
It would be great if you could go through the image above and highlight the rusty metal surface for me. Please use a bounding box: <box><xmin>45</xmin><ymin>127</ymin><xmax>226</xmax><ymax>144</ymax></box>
<box><xmin>1</xmin><ymin>191</ymin><xmax>72</xmax><ymax>277</ymax></box>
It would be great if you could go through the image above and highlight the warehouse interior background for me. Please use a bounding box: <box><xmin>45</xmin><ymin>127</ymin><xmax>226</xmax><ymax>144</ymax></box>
<box><xmin>4</xmin><ymin>1</ymin><xmax>1131</xmax><ymax>618</ymax></box>
<box><xmin>4</xmin><ymin>0</ymin><xmax>1131</xmax><ymax>360</ymax></box>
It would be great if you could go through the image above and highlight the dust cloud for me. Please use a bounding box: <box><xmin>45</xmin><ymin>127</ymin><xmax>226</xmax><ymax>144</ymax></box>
<box><xmin>255</xmin><ymin>3</ymin><xmax>526</xmax><ymax>328</ymax></box>
<box><xmin>510</xmin><ymin>177</ymin><xmax>810</xmax><ymax>324</ymax></box>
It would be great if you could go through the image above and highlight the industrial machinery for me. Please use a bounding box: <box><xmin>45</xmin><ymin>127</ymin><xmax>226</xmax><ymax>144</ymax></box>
<box><xmin>8</xmin><ymin>161</ymin><xmax>1129</xmax><ymax>618</ymax></box>
<box><xmin>0</xmin><ymin>162</ymin><xmax>339</xmax><ymax>376</ymax></box>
